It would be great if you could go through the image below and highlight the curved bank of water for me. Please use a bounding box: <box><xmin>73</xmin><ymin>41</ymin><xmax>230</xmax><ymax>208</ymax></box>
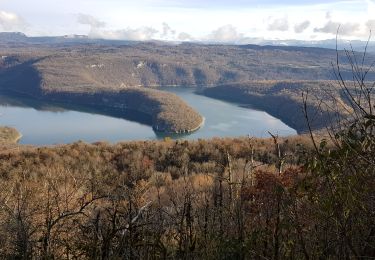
<box><xmin>0</xmin><ymin>87</ymin><xmax>296</xmax><ymax>145</ymax></box>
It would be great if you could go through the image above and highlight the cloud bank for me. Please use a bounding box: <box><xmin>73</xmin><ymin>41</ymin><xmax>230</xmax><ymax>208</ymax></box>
<box><xmin>367</xmin><ymin>20</ymin><xmax>375</xmax><ymax>30</ymax></box>
<box><xmin>294</xmin><ymin>21</ymin><xmax>310</xmax><ymax>33</ymax></box>
<box><xmin>90</xmin><ymin>27</ymin><xmax>158</xmax><ymax>41</ymax></box>
<box><xmin>208</xmin><ymin>24</ymin><xmax>244</xmax><ymax>42</ymax></box>
<box><xmin>1</xmin><ymin>0</ymin><xmax>375</xmax><ymax>42</ymax></box>
<box><xmin>314</xmin><ymin>21</ymin><xmax>360</xmax><ymax>36</ymax></box>
<box><xmin>0</xmin><ymin>10</ymin><xmax>26</xmax><ymax>31</ymax></box>
<box><xmin>77</xmin><ymin>14</ymin><xmax>106</xmax><ymax>28</ymax></box>
<box><xmin>73</xmin><ymin>11</ymin><xmax>373</xmax><ymax>43</ymax></box>
<box><xmin>77</xmin><ymin>13</ymin><xmax>158</xmax><ymax>41</ymax></box>
<box><xmin>268</xmin><ymin>17</ymin><xmax>289</xmax><ymax>31</ymax></box>
<box><xmin>178</xmin><ymin>32</ymin><xmax>194</xmax><ymax>41</ymax></box>
<box><xmin>161</xmin><ymin>22</ymin><xmax>175</xmax><ymax>38</ymax></box>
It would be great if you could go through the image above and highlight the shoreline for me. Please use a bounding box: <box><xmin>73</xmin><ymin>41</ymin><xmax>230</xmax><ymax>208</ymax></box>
<box><xmin>188</xmin><ymin>116</ymin><xmax>205</xmax><ymax>133</ymax></box>
<box><xmin>155</xmin><ymin>116</ymin><xmax>206</xmax><ymax>134</ymax></box>
<box><xmin>0</xmin><ymin>88</ymin><xmax>204</xmax><ymax>135</ymax></box>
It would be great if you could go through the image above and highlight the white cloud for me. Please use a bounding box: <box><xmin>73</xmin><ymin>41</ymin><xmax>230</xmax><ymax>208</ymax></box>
<box><xmin>314</xmin><ymin>20</ymin><xmax>360</xmax><ymax>36</ymax></box>
<box><xmin>160</xmin><ymin>22</ymin><xmax>175</xmax><ymax>38</ymax></box>
<box><xmin>178</xmin><ymin>32</ymin><xmax>193</xmax><ymax>41</ymax></box>
<box><xmin>268</xmin><ymin>17</ymin><xmax>289</xmax><ymax>31</ymax></box>
<box><xmin>366</xmin><ymin>20</ymin><xmax>375</xmax><ymax>30</ymax></box>
<box><xmin>89</xmin><ymin>27</ymin><xmax>158</xmax><ymax>40</ymax></box>
<box><xmin>77</xmin><ymin>13</ymin><xmax>157</xmax><ymax>41</ymax></box>
<box><xmin>294</xmin><ymin>21</ymin><xmax>310</xmax><ymax>33</ymax></box>
<box><xmin>77</xmin><ymin>14</ymin><xmax>106</xmax><ymax>28</ymax></box>
<box><xmin>1</xmin><ymin>0</ymin><xmax>373</xmax><ymax>41</ymax></box>
<box><xmin>208</xmin><ymin>24</ymin><xmax>244</xmax><ymax>42</ymax></box>
<box><xmin>0</xmin><ymin>10</ymin><xmax>26</xmax><ymax>31</ymax></box>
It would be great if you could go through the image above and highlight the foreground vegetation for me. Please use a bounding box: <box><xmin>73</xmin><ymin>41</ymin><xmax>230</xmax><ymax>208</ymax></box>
<box><xmin>0</xmin><ymin>127</ymin><xmax>373</xmax><ymax>258</ymax></box>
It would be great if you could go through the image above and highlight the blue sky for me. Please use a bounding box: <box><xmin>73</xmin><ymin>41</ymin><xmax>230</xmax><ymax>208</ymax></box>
<box><xmin>0</xmin><ymin>0</ymin><xmax>374</xmax><ymax>42</ymax></box>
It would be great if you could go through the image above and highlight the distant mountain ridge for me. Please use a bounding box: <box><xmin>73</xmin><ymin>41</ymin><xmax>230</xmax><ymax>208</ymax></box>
<box><xmin>2</xmin><ymin>41</ymin><xmax>374</xmax><ymax>92</ymax></box>
<box><xmin>1</xmin><ymin>32</ymin><xmax>374</xmax><ymax>53</ymax></box>
<box><xmin>0</xmin><ymin>32</ymin><xmax>28</xmax><ymax>42</ymax></box>
<box><xmin>0</xmin><ymin>32</ymin><xmax>134</xmax><ymax>46</ymax></box>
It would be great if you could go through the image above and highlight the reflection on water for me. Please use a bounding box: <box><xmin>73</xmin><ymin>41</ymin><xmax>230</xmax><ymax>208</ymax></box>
<box><xmin>0</xmin><ymin>94</ymin><xmax>156</xmax><ymax>145</ymax></box>
<box><xmin>0</xmin><ymin>94</ymin><xmax>68</xmax><ymax>113</ymax></box>
<box><xmin>0</xmin><ymin>88</ymin><xmax>296</xmax><ymax>145</ymax></box>
<box><xmin>159</xmin><ymin>87</ymin><xmax>296</xmax><ymax>139</ymax></box>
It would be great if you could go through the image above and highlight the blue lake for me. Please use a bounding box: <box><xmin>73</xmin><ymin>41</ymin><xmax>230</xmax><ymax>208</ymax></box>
<box><xmin>0</xmin><ymin>87</ymin><xmax>296</xmax><ymax>145</ymax></box>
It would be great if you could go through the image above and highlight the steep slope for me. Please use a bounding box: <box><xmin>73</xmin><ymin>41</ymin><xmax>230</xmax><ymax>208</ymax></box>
<box><xmin>3</xmin><ymin>43</ymin><xmax>375</xmax><ymax>92</ymax></box>
<box><xmin>202</xmin><ymin>81</ymin><xmax>356</xmax><ymax>133</ymax></box>
<box><xmin>0</xmin><ymin>54</ymin><xmax>203</xmax><ymax>133</ymax></box>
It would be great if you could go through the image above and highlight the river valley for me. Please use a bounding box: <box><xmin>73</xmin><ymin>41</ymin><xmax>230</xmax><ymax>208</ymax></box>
<box><xmin>0</xmin><ymin>87</ymin><xmax>296</xmax><ymax>145</ymax></box>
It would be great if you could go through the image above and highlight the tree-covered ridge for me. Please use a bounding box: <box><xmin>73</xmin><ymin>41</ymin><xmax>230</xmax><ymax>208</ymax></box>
<box><xmin>202</xmin><ymin>80</ymin><xmax>360</xmax><ymax>133</ymax></box>
<box><xmin>0</xmin><ymin>54</ymin><xmax>203</xmax><ymax>133</ymax></box>
<box><xmin>2</xmin><ymin>43</ymin><xmax>375</xmax><ymax>93</ymax></box>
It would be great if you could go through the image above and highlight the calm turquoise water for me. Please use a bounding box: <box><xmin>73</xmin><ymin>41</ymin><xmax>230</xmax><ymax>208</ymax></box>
<box><xmin>0</xmin><ymin>88</ymin><xmax>296</xmax><ymax>145</ymax></box>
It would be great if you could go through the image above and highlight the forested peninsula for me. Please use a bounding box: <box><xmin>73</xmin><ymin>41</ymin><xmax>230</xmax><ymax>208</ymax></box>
<box><xmin>0</xmin><ymin>52</ymin><xmax>204</xmax><ymax>134</ymax></box>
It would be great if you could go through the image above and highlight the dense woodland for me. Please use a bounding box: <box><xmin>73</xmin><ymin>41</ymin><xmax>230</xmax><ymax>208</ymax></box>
<box><xmin>0</xmin><ymin>121</ymin><xmax>374</xmax><ymax>259</ymax></box>
<box><xmin>2</xmin><ymin>43</ymin><xmax>375</xmax><ymax>92</ymax></box>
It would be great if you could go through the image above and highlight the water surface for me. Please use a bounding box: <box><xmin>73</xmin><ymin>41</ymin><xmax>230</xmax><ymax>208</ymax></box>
<box><xmin>158</xmin><ymin>87</ymin><xmax>296</xmax><ymax>139</ymax></box>
<box><xmin>0</xmin><ymin>88</ymin><xmax>296</xmax><ymax>145</ymax></box>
